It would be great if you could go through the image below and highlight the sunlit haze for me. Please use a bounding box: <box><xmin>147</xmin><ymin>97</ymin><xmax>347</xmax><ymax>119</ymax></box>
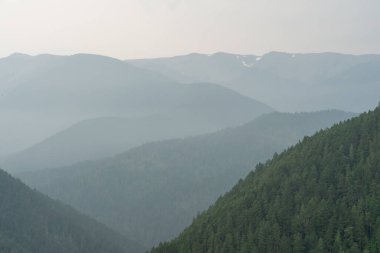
<box><xmin>1</xmin><ymin>0</ymin><xmax>380</xmax><ymax>59</ymax></box>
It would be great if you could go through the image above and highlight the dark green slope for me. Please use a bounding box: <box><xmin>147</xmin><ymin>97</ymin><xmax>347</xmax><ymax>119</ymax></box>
<box><xmin>17</xmin><ymin>110</ymin><xmax>354</xmax><ymax>249</ymax></box>
<box><xmin>0</xmin><ymin>169</ymin><xmax>143</xmax><ymax>253</ymax></box>
<box><xmin>151</xmin><ymin>106</ymin><xmax>380</xmax><ymax>253</ymax></box>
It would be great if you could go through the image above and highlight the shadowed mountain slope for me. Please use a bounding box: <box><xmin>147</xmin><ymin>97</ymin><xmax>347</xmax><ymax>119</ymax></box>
<box><xmin>0</xmin><ymin>168</ymin><xmax>143</xmax><ymax>253</ymax></box>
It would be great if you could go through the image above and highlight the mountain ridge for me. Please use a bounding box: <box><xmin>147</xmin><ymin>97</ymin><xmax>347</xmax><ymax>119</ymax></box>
<box><xmin>127</xmin><ymin>52</ymin><xmax>380</xmax><ymax>112</ymax></box>
<box><xmin>150</xmin><ymin>105</ymin><xmax>380</xmax><ymax>253</ymax></box>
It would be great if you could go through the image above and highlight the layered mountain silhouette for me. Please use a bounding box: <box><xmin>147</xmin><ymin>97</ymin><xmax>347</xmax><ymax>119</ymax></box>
<box><xmin>3</xmin><ymin>50</ymin><xmax>378</xmax><ymax>253</ymax></box>
<box><xmin>0</xmin><ymin>53</ymin><xmax>272</xmax><ymax>160</ymax></box>
<box><xmin>0</xmin><ymin>168</ymin><xmax>143</xmax><ymax>253</ymax></box>
<box><xmin>18</xmin><ymin>110</ymin><xmax>354</xmax><ymax>248</ymax></box>
<box><xmin>127</xmin><ymin>52</ymin><xmax>380</xmax><ymax>113</ymax></box>
<box><xmin>150</xmin><ymin>105</ymin><xmax>380</xmax><ymax>253</ymax></box>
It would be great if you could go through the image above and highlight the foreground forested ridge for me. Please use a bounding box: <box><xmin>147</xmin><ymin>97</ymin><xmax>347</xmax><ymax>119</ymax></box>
<box><xmin>0</xmin><ymin>169</ymin><xmax>143</xmax><ymax>253</ymax></box>
<box><xmin>151</xmin><ymin>105</ymin><xmax>380</xmax><ymax>253</ymax></box>
<box><xmin>17</xmin><ymin>110</ymin><xmax>354</xmax><ymax>249</ymax></box>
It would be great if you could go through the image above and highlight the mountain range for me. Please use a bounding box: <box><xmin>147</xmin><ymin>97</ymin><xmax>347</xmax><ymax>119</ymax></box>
<box><xmin>3</xmin><ymin>51</ymin><xmax>379</xmax><ymax>168</ymax></box>
<box><xmin>0</xmin><ymin>53</ymin><xmax>272</xmax><ymax>160</ymax></box>
<box><xmin>2</xmin><ymin>50</ymin><xmax>379</xmax><ymax>253</ymax></box>
<box><xmin>128</xmin><ymin>52</ymin><xmax>380</xmax><ymax>113</ymax></box>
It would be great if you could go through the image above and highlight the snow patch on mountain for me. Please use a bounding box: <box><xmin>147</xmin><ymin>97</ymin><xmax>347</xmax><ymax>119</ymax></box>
<box><xmin>241</xmin><ymin>60</ymin><xmax>254</xmax><ymax>68</ymax></box>
<box><xmin>235</xmin><ymin>55</ymin><xmax>254</xmax><ymax>68</ymax></box>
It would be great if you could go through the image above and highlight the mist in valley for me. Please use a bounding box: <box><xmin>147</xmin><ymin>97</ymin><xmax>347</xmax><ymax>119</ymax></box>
<box><xmin>1</xmin><ymin>0</ymin><xmax>380</xmax><ymax>252</ymax></box>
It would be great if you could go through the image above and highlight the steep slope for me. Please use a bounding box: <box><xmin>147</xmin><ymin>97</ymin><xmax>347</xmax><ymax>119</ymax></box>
<box><xmin>0</xmin><ymin>168</ymin><xmax>143</xmax><ymax>253</ymax></box>
<box><xmin>17</xmin><ymin>110</ymin><xmax>355</xmax><ymax>248</ymax></box>
<box><xmin>151</xmin><ymin>105</ymin><xmax>380</xmax><ymax>253</ymax></box>
<box><xmin>128</xmin><ymin>52</ymin><xmax>380</xmax><ymax>112</ymax></box>
<box><xmin>0</xmin><ymin>53</ymin><xmax>272</xmax><ymax>158</ymax></box>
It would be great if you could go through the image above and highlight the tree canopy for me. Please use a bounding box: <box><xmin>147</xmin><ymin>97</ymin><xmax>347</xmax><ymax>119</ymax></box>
<box><xmin>151</xmin><ymin>106</ymin><xmax>380</xmax><ymax>253</ymax></box>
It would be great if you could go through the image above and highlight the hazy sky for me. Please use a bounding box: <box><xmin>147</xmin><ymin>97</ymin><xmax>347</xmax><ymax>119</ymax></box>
<box><xmin>1</xmin><ymin>0</ymin><xmax>379</xmax><ymax>59</ymax></box>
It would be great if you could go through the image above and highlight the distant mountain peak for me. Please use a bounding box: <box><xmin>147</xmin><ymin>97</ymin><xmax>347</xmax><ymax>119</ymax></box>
<box><xmin>8</xmin><ymin>52</ymin><xmax>31</xmax><ymax>58</ymax></box>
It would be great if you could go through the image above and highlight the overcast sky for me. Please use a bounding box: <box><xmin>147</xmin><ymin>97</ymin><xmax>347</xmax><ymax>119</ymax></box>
<box><xmin>0</xmin><ymin>0</ymin><xmax>379</xmax><ymax>59</ymax></box>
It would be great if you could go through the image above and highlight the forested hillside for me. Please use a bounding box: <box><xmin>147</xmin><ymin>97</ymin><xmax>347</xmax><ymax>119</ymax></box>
<box><xmin>0</xmin><ymin>169</ymin><xmax>143</xmax><ymax>253</ymax></box>
<box><xmin>18</xmin><ymin>110</ymin><xmax>354</xmax><ymax>248</ymax></box>
<box><xmin>151</xmin><ymin>106</ymin><xmax>380</xmax><ymax>253</ymax></box>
